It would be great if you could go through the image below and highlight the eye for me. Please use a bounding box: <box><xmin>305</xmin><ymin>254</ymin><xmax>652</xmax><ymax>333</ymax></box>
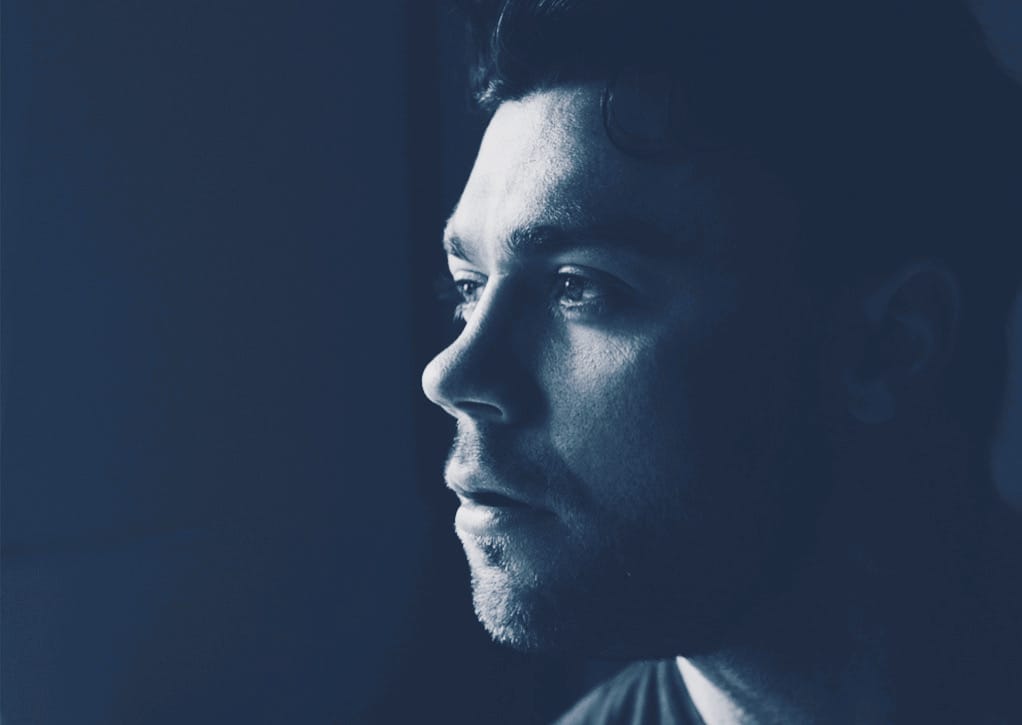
<box><xmin>554</xmin><ymin>274</ymin><xmax>601</xmax><ymax>305</ymax></box>
<box><xmin>550</xmin><ymin>269</ymin><xmax>619</xmax><ymax>316</ymax></box>
<box><xmin>450</xmin><ymin>274</ymin><xmax>486</xmax><ymax>323</ymax></box>
<box><xmin>434</xmin><ymin>272</ymin><xmax>486</xmax><ymax>323</ymax></box>
<box><xmin>455</xmin><ymin>279</ymin><xmax>484</xmax><ymax>304</ymax></box>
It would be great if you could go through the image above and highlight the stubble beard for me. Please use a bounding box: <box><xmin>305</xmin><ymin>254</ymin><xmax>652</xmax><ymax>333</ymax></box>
<box><xmin>459</xmin><ymin>450</ymin><xmax>829</xmax><ymax>660</ymax></box>
<box><xmin>459</xmin><ymin>497</ymin><xmax>724</xmax><ymax>659</ymax></box>
<box><xmin>450</xmin><ymin>383</ymin><xmax>829</xmax><ymax>658</ymax></box>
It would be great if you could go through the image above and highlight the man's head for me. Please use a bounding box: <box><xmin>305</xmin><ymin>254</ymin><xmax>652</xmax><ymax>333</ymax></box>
<box><xmin>421</xmin><ymin>0</ymin><xmax>1022</xmax><ymax>659</ymax></box>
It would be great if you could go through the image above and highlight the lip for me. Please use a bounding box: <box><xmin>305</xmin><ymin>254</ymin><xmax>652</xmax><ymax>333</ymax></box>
<box><xmin>454</xmin><ymin>497</ymin><xmax>552</xmax><ymax>538</ymax></box>
<box><xmin>446</xmin><ymin>471</ymin><xmax>542</xmax><ymax>510</ymax></box>
<box><xmin>446</xmin><ymin>474</ymin><xmax>552</xmax><ymax>537</ymax></box>
<box><xmin>450</xmin><ymin>485</ymin><xmax>534</xmax><ymax>509</ymax></box>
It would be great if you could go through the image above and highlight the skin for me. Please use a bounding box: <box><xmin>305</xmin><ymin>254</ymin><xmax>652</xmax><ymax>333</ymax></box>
<box><xmin>421</xmin><ymin>83</ymin><xmax>816</xmax><ymax>656</ymax></box>
<box><xmin>421</xmin><ymin>82</ymin><xmax>991</xmax><ymax>722</ymax></box>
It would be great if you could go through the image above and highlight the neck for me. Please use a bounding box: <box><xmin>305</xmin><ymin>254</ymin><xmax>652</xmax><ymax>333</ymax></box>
<box><xmin>676</xmin><ymin>570</ymin><xmax>896</xmax><ymax>725</ymax></box>
<box><xmin>677</xmin><ymin>426</ymin><xmax>996</xmax><ymax>725</ymax></box>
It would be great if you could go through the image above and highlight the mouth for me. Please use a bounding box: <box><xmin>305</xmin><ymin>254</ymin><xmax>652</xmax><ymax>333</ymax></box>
<box><xmin>448</xmin><ymin>478</ymin><xmax>553</xmax><ymax>538</ymax></box>
<box><xmin>446</xmin><ymin>471</ymin><xmax>541</xmax><ymax>510</ymax></box>
<box><xmin>454</xmin><ymin>495</ymin><xmax>552</xmax><ymax>539</ymax></box>
<box><xmin>462</xmin><ymin>489</ymin><xmax>533</xmax><ymax>509</ymax></box>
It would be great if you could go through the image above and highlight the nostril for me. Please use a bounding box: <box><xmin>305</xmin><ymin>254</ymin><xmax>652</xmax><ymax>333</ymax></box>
<box><xmin>457</xmin><ymin>400</ymin><xmax>506</xmax><ymax>420</ymax></box>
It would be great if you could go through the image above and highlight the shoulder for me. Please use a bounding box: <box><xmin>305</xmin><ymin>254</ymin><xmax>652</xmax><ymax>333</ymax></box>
<box><xmin>553</xmin><ymin>659</ymin><xmax>699</xmax><ymax>725</ymax></box>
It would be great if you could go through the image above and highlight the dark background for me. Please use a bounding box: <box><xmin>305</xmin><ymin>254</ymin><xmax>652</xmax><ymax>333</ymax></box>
<box><xmin>2</xmin><ymin>2</ymin><xmax>1020</xmax><ymax>723</ymax></box>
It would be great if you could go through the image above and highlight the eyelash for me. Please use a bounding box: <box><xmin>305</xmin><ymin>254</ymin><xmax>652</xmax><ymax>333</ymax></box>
<box><xmin>433</xmin><ymin>274</ymin><xmax>483</xmax><ymax>323</ymax></box>
<box><xmin>439</xmin><ymin>270</ymin><xmax>617</xmax><ymax>323</ymax></box>
<box><xmin>452</xmin><ymin>279</ymin><xmax>484</xmax><ymax>322</ymax></box>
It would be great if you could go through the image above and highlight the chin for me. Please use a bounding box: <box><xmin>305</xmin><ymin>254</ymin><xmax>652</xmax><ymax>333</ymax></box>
<box><xmin>471</xmin><ymin>574</ymin><xmax>547</xmax><ymax>652</ymax></box>
<box><xmin>461</xmin><ymin>535</ymin><xmax>551</xmax><ymax>650</ymax></box>
<box><xmin>462</xmin><ymin>533</ymin><xmax>743</xmax><ymax>659</ymax></box>
<box><xmin>470</xmin><ymin>569</ymin><xmax>599</xmax><ymax>655</ymax></box>
<box><xmin>470</xmin><ymin>569</ymin><xmax>738</xmax><ymax>659</ymax></box>
<box><xmin>462</xmin><ymin>532</ymin><xmax>595</xmax><ymax>654</ymax></box>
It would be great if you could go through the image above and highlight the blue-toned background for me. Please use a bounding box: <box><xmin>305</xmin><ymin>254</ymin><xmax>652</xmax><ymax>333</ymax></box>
<box><xmin>2</xmin><ymin>2</ymin><xmax>1019</xmax><ymax>723</ymax></box>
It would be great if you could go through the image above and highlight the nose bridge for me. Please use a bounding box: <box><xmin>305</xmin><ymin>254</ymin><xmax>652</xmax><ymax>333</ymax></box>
<box><xmin>421</xmin><ymin>280</ymin><xmax>528</xmax><ymax>422</ymax></box>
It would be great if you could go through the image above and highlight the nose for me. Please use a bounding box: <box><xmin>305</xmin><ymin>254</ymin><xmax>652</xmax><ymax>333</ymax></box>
<box><xmin>421</xmin><ymin>289</ymin><xmax>529</xmax><ymax>424</ymax></box>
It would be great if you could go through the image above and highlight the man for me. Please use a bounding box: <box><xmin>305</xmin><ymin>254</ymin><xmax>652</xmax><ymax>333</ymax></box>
<box><xmin>420</xmin><ymin>1</ymin><xmax>1022</xmax><ymax>722</ymax></box>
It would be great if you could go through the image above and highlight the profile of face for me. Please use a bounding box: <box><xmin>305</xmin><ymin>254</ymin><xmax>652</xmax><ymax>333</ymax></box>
<box><xmin>421</xmin><ymin>84</ymin><xmax>821</xmax><ymax>658</ymax></box>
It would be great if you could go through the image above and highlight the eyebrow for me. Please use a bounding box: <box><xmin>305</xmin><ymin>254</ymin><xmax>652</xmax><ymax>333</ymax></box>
<box><xmin>442</xmin><ymin>215</ymin><xmax>686</xmax><ymax>262</ymax></box>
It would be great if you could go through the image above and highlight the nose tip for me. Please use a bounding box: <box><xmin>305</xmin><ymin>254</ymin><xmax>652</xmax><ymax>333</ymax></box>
<box><xmin>421</xmin><ymin>346</ymin><xmax>511</xmax><ymax>422</ymax></box>
<box><xmin>421</xmin><ymin>278</ymin><xmax>540</xmax><ymax>423</ymax></box>
<box><xmin>420</xmin><ymin>353</ymin><xmax>457</xmax><ymax>415</ymax></box>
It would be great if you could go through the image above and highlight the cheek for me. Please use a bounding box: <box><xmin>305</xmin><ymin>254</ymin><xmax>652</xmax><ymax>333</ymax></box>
<box><xmin>540</xmin><ymin>326</ymin><xmax>699</xmax><ymax>520</ymax></box>
<box><xmin>678</xmin><ymin>299</ymin><xmax>815</xmax><ymax>519</ymax></box>
<box><xmin>536</xmin><ymin>304</ymin><xmax>809</xmax><ymax>528</ymax></box>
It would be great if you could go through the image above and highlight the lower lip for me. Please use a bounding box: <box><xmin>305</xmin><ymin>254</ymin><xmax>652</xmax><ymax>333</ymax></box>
<box><xmin>454</xmin><ymin>500</ymin><xmax>552</xmax><ymax>538</ymax></box>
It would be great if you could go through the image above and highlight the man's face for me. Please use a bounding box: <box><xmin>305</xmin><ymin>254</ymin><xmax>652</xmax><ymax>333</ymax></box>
<box><xmin>422</xmin><ymin>84</ymin><xmax>818</xmax><ymax>657</ymax></box>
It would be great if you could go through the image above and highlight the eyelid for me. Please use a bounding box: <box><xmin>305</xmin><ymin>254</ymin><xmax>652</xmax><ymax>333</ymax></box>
<box><xmin>447</xmin><ymin>252</ymin><xmax>486</xmax><ymax>275</ymax></box>
<box><xmin>553</xmin><ymin>264</ymin><xmax>630</xmax><ymax>293</ymax></box>
<box><xmin>555</xmin><ymin>263</ymin><xmax>607</xmax><ymax>277</ymax></box>
<box><xmin>451</xmin><ymin>268</ymin><xmax>486</xmax><ymax>282</ymax></box>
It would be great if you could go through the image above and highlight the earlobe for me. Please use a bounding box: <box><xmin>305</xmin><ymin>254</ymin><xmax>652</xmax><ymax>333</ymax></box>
<box><xmin>845</xmin><ymin>374</ymin><xmax>897</xmax><ymax>425</ymax></box>
<box><xmin>840</xmin><ymin>259</ymin><xmax>961</xmax><ymax>425</ymax></box>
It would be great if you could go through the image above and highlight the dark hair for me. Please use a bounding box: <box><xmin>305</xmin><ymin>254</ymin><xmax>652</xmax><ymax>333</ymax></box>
<box><xmin>457</xmin><ymin>0</ymin><xmax>1022</xmax><ymax>451</ymax></box>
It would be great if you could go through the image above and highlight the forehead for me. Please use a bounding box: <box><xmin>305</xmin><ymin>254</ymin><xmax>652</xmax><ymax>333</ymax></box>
<box><xmin>446</xmin><ymin>84</ymin><xmax>797</xmax><ymax>267</ymax></box>
<box><xmin>450</xmin><ymin>85</ymin><xmax>688</xmax><ymax>254</ymax></box>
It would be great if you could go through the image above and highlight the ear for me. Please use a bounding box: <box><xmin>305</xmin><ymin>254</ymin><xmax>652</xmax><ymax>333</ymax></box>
<box><xmin>842</xmin><ymin>260</ymin><xmax>960</xmax><ymax>425</ymax></box>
